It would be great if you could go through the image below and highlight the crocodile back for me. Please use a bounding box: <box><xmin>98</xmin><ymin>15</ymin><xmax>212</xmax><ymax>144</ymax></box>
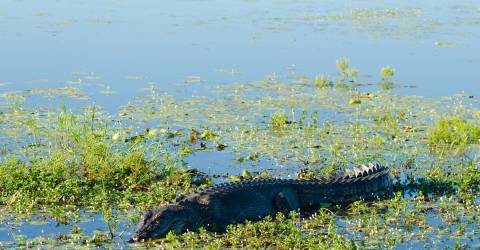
<box><xmin>176</xmin><ymin>163</ymin><xmax>392</xmax><ymax>205</ymax></box>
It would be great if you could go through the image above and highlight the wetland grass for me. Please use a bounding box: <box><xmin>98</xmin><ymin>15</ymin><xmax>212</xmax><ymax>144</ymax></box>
<box><xmin>428</xmin><ymin>116</ymin><xmax>480</xmax><ymax>146</ymax></box>
<box><xmin>0</xmin><ymin>107</ymin><xmax>208</xmax><ymax>216</ymax></box>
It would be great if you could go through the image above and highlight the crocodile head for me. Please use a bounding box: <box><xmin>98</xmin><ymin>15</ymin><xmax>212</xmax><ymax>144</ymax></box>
<box><xmin>129</xmin><ymin>204</ymin><xmax>193</xmax><ymax>242</ymax></box>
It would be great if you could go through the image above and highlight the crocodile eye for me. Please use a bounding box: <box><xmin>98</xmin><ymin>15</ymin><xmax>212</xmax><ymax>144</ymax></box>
<box><xmin>143</xmin><ymin>210</ymin><xmax>154</xmax><ymax>222</ymax></box>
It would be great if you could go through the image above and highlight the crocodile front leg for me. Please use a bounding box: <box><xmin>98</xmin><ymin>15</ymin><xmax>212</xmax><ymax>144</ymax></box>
<box><xmin>273</xmin><ymin>188</ymin><xmax>300</xmax><ymax>212</ymax></box>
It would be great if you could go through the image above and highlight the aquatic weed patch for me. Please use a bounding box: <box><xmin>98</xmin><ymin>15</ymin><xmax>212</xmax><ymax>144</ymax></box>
<box><xmin>428</xmin><ymin>116</ymin><xmax>480</xmax><ymax>146</ymax></box>
<box><xmin>0</xmin><ymin>148</ymin><xmax>194</xmax><ymax>212</ymax></box>
<box><xmin>0</xmin><ymin>87</ymin><xmax>89</xmax><ymax>102</ymax></box>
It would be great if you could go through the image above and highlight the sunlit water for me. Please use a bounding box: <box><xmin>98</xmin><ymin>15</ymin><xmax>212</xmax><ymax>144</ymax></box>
<box><xmin>1</xmin><ymin>0</ymin><xmax>479</xmax><ymax>248</ymax></box>
<box><xmin>1</xmin><ymin>0</ymin><xmax>479</xmax><ymax>112</ymax></box>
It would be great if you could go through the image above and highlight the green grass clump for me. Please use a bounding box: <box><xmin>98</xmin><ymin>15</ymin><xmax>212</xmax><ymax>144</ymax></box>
<box><xmin>271</xmin><ymin>112</ymin><xmax>289</xmax><ymax>128</ymax></box>
<box><xmin>0</xmin><ymin>108</ymin><xmax>206</xmax><ymax>214</ymax></box>
<box><xmin>427</xmin><ymin>117</ymin><xmax>480</xmax><ymax>146</ymax></box>
<box><xmin>456</xmin><ymin>160</ymin><xmax>480</xmax><ymax>194</ymax></box>
<box><xmin>0</xmin><ymin>145</ymin><xmax>196</xmax><ymax>213</ymax></box>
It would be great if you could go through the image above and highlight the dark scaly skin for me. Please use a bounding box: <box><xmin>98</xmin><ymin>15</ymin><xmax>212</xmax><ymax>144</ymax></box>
<box><xmin>130</xmin><ymin>163</ymin><xmax>392</xmax><ymax>242</ymax></box>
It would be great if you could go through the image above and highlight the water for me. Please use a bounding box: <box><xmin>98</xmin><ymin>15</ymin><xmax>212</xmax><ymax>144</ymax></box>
<box><xmin>1</xmin><ymin>0</ymin><xmax>479</xmax><ymax>248</ymax></box>
<box><xmin>0</xmin><ymin>212</ymin><xmax>134</xmax><ymax>247</ymax></box>
<box><xmin>1</xmin><ymin>0</ymin><xmax>479</xmax><ymax>113</ymax></box>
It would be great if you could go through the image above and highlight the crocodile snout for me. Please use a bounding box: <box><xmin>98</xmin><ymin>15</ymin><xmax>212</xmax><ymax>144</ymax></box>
<box><xmin>128</xmin><ymin>235</ymin><xmax>141</xmax><ymax>243</ymax></box>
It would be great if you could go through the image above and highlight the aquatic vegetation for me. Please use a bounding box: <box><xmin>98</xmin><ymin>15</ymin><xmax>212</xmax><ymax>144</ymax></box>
<box><xmin>313</xmin><ymin>75</ymin><xmax>332</xmax><ymax>88</ymax></box>
<box><xmin>335</xmin><ymin>58</ymin><xmax>350</xmax><ymax>72</ymax></box>
<box><xmin>455</xmin><ymin>160</ymin><xmax>480</xmax><ymax>194</ymax></box>
<box><xmin>302</xmin><ymin>8</ymin><xmax>421</xmax><ymax>23</ymax></box>
<box><xmin>380</xmin><ymin>66</ymin><xmax>395</xmax><ymax>81</ymax></box>
<box><xmin>300</xmin><ymin>7</ymin><xmax>443</xmax><ymax>39</ymax></box>
<box><xmin>180</xmin><ymin>146</ymin><xmax>194</xmax><ymax>156</ymax></box>
<box><xmin>0</xmin><ymin>87</ymin><xmax>89</xmax><ymax>101</ymax></box>
<box><xmin>344</xmin><ymin>67</ymin><xmax>359</xmax><ymax>81</ymax></box>
<box><xmin>335</xmin><ymin>58</ymin><xmax>350</xmax><ymax>83</ymax></box>
<box><xmin>427</xmin><ymin>116</ymin><xmax>480</xmax><ymax>146</ymax></box>
<box><xmin>201</xmin><ymin>129</ymin><xmax>217</xmax><ymax>140</ymax></box>
<box><xmin>98</xmin><ymin>84</ymin><xmax>116</xmax><ymax>95</ymax></box>
<box><xmin>184</xmin><ymin>76</ymin><xmax>204</xmax><ymax>84</ymax></box>
<box><xmin>335</xmin><ymin>58</ymin><xmax>359</xmax><ymax>86</ymax></box>
<box><xmin>295</xmin><ymin>3</ymin><xmax>475</xmax><ymax>44</ymax></box>
<box><xmin>271</xmin><ymin>112</ymin><xmax>289</xmax><ymax>128</ymax></box>
<box><xmin>126</xmin><ymin>76</ymin><xmax>145</xmax><ymax>81</ymax></box>
<box><xmin>380</xmin><ymin>66</ymin><xmax>395</xmax><ymax>90</ymax></box>
<box><xmin>349</xmin><ymin>98</ymin><xmax>361</xmax><ymax>105</ymax></box>
<box><xmin>434</xmin><ymin>41</ymin><xmax>458</xmax><ymax>47</ymax></box>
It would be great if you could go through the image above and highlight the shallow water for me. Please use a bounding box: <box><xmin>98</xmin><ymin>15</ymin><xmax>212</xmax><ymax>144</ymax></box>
<box><xmin>0</xmin><ymin>212</ymin><xmax>134</xmax><ymax>248</ymax></box>
<box><xmin>1</xmin><ymin>0</ymin><xmax>479</xmax><ymax>248</ymax></box>
<box><xmin>1</xmin><ymin>0</ymin><xmax>479</xmax><ymax>112</ymax></box>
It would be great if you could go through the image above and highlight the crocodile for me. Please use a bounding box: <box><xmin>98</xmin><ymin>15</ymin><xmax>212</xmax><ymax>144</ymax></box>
<box><xmin>129</xmin><ymin>163</ymin><xmax>392</xmax><ymax>242</ymax></box>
